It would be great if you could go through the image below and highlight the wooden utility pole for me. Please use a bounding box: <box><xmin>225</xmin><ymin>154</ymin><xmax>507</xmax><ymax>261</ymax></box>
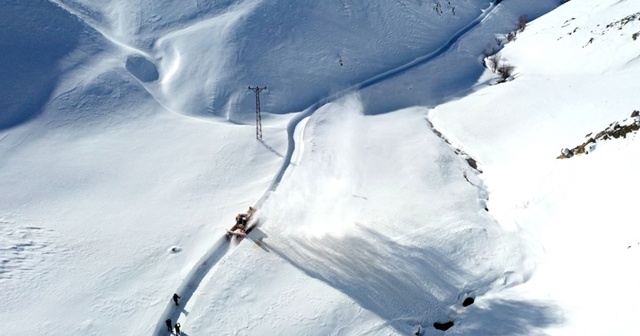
<box><xmin>248</xmin><ymin>86</ymin><xmax>266</xmax><ymax>140</ymax></box>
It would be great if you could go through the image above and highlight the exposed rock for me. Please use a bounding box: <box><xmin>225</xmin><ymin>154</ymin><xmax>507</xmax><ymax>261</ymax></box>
<box><xmin>462</xmin><ymin>297</ymin><xmax>475</xmax><ymax>307</ymax></box>
<box><xmin>560</xmin><ymin>147</ymin><xmax>574</xmax><ymax>159</ymax></box>
<box><xmin>465</xmin><ymin>157</ymin><xmax>478</xmax><ymax>171</ymax></box>
<box><xmin>427</xmin><ymin>119</ymin><xmax>482</xmax><ymax>173</ymax></box>
<box><xmin>558</xmin><ymin>112</ymin><xmax>639</xmax><ymax>159</ymax></box>
<box><xmin>433</xmin><ymin>321</ymin><xmax>454</xmax><ymax>331</ymax></box>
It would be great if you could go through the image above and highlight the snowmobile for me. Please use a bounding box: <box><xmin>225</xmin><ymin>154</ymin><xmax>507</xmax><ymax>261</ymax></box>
<box><xmin>226</xmin><ymin>206</ymin><xmax>257</xmax><ymax>240</ymax></box>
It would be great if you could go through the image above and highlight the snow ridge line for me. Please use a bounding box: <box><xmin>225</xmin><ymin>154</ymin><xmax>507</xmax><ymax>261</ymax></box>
<box><xmin>50</xmin><ymin>0</ymin><xmax>153</xmax><ymax>58</ymax></box>
<box><xmin>157</xmin><ymin>1</ymin><xmax>500</xmax><ymax>331</ymax></box>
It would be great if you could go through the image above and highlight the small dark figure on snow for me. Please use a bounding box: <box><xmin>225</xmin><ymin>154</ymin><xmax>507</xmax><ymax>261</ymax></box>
<box><xmin>173</xmin><ymin>293</ymin><xmax>180</xmax><ymax>306</ymax></box>
<box><xmin>174</xmin><ymin>322</ymin><xmax>181</xmax><ymax>335</ymax></box>
<box><xmin>165</xmin><ymin>319</ymin><xmax>172</xmax><ymax>332</ymax></box>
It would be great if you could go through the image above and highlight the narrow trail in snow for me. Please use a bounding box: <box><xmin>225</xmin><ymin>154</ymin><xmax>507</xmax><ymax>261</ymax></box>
<box><xmin>152</xmin><ymin>237</ymin><xmax>230</xmax><ymax>335</ymax></box>
<box><xmin>154</xmin><ymin>2</ymin><xmax>502</xmax><ymax>334</ymax></box>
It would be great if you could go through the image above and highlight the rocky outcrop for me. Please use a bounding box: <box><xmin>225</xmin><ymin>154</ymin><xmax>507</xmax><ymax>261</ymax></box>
<box><xmin>433</xmin><ymin>321</ymin><xmax>454</xmax><ymax>331</ymax></box>
<box><xmin>558</xmin><ymin>110</ymin><xmax>640</xmax><ymax>159</ymax></box>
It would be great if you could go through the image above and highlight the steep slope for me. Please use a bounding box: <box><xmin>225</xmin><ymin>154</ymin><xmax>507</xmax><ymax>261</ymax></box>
<box><xmin>0</xmin><ymin>0</ymin><xmax>102</xmax><ymax>129</ymax></box>
<box><xmin>0</xmin><ymin>1</ymin><xmax>287</xmax><ymax>335</ymax></box>
<box><xmin>431</xmin><ymin>0</ymin><xmax>640</xmax><ymax>334</ymax></box>
<box><xmin>55</xmin><ymin>0</ymin><xmax>517</xmax><ymax>119</ymax></box>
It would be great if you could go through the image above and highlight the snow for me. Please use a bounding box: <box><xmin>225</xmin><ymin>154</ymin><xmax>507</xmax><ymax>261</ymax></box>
<box><xmin>2</xmin><ymin>0</ymin><xmax>640</xmax><ymax>335</ymax></box>
<box><xmin>430</xmin><ymin>1</ymin><xmax>640</xmax><ymax>335</ymax></box>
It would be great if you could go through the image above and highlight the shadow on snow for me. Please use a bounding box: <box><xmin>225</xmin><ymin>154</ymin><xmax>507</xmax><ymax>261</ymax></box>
<box><xmin>262</xmin><ymin>224</ymin><xmax>562</xmax><ymax>335</ymax></box>
<box><xmin>0</xmin><ymin>0</ymin><xmax>84</xmax><ymax>130</ymax></box>
<box><xmin>449</xmin><ymin>299</ymin><xmax>563</xmax><ymax>336</ymax></box>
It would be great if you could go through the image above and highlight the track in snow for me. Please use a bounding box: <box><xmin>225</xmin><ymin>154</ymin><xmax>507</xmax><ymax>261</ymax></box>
<box><xmin>153</xmin><ymin>236</ymin><xmax>230</xmax><ymax>335</ymax></box>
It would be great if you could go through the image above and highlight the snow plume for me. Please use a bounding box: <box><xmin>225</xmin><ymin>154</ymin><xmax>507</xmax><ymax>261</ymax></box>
<box><xmin>262</xmin><ymin>94</ymin><xmax>365</xmax><ymax>238</ymax></box>
<box><xmin>255</xmin><ymin>94</ymin><xmax>538</xmax><ymax>334</ymax></box>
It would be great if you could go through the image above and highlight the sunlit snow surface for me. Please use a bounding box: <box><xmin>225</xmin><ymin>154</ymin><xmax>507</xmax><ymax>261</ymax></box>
<box><xmin>2</xmin><ymin>0</ymin><xmax>639</xmax><ymax>335</ymax></box>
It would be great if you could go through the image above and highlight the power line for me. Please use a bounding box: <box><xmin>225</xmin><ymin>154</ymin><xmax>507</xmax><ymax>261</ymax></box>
<box><xmin>248</xmin><ymin>86</ymin><xmax>266</xmax><ymax>140</ymax></box>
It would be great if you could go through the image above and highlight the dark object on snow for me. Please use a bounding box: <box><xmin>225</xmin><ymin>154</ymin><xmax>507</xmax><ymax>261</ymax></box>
<box><xmin>560</xmin><ymin>148</ymin><xmax>574</xmax><ymax>158</ymax></box>
<box><xmin>631</xmin><ymin>110</ymin><xmax>639</xmax><ymax>118</ymax></box>
<box><xmin>173</xmin><ymin>293</ymin><xmax>181</xmax><ymax>306</ymax></box>
<box><xmin>465</xmin><ymin>157</ymin><xmax>478</xmax><ymax>171</ymax></box>
<box><xmin>175</xmin><ymin>322</ymin><xmax>181</xmax><ymax>335</ymax></box>
<box><xmin>165</xmin><ymin>319</ymin><xmax>172</xmax><ymax>332</ymax></box>
<box><xmin>125</xmin><ymin>55</ymin><xmax>159</xmax><ymax>82</ymax></box>
<box><xmin>462</xmin><ymin>297</ymin><xmax>475</xmax><ymax>307</ymax></box>
<box><xmin>433</xmin><ymin>321</ymin><xmax>454</xmax><ymax>331</ymax></box>
<box><xmin>414</xmin><ymin>326</ymin><xmax>422</xmax><ymax>335</ymax></box>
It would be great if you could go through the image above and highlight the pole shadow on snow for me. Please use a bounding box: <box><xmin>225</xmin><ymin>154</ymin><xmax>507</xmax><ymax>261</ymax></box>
<box><xmin>265</xmin><ymin>224</ymin><xmax>562</xmax><ymax>335</ymax></box>
<box><xmin>154</xmin><ymin>236</ymin><xmax>231</xmax><ymax>336</ymax></box>
<box><xmin>0</xmin><ymin>0</ymin><xmax>86</xmax><ymax>130</ymax></box>
<box><xmin>258</xmin><ymin>138</ymin><xmax>285</xmax><ymax>159</ymax></box>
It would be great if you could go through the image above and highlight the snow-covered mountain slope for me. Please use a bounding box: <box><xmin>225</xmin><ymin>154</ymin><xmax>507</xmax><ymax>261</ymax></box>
<box><xmin>2</xmin><ymin>0</ymin><xmax>639</xmax><ymax>335</ymax></box>
<box><xmin>52</xmin><ymin>0</ymin><xmax>559</xmax><ymax>119</ymax></box>
<box><xmin>185</xmin><ymin>98</ymin><xmax>529</xmax><ymax>335</ymax></box>
<box><xmin>432</xmin><ymin>0</ymin><xmax>640</xmax><ymax>334</ymax></box>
